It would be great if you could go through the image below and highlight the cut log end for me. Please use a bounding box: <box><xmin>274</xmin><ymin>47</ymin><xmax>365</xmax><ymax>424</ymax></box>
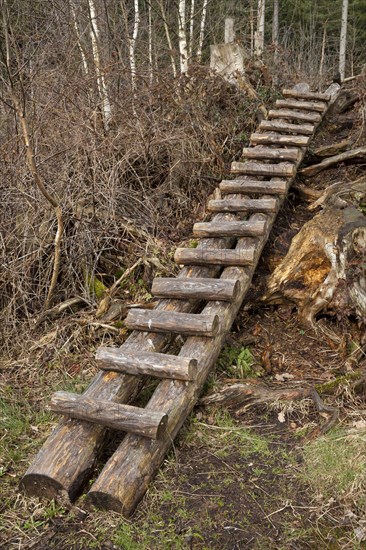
<box><xmin>86</xmin><ymin>491</ymin><xmax>124</xmax><ymax>514</ymax></box>
<box><xmin>20</xmin><ymin>474</ymin><xmax>70</xmax><ymax>502</ymax></box>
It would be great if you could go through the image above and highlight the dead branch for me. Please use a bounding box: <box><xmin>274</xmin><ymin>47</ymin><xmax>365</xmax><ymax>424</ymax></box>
<box><xmin>309</xmin><ymin>176</ymin><xmax>366</xmax><ymax>210</ymax></box>
<box><xmin>301</xmin><ymin>146</ymin><xmax>366</xmax><ymax>177</ymax></box>
<box><xmin>35</xmin><ymin>297</ymin><xmax>89</xmax><ymax>324</ymax></box>
<box><xmin>313</xmin><ymin>137</ymin><xmax>356</xmax><ymax>158</ymax></box>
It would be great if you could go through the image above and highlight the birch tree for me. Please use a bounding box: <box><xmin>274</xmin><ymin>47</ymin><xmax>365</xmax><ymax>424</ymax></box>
<box><xmin>196</xmin><ymin>0</ymin><xmax>208</xmax><ymax>63</ymax></box>
<box><xmin>255</xmin><ymin>0</ymin><xmax>266</xmax><ymax>57</ymax></box>
<box><xmin>339</xmin><ymin>0</ymin><xmax>348</xmax><ymax>80</ymax></box>
<box><xmin>178</xmin><ymin>0</ymin><xmax>188</xmax><ymax>73</ymax></box>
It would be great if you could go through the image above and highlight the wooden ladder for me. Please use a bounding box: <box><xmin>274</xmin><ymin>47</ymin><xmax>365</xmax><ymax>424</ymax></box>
<box><xmin>21</xmin><ymin>82</ymin><xmax>340</xmax><ymax>514</ymax></box>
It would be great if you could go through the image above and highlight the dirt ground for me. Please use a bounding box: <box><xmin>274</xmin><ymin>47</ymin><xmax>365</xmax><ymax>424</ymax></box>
<box><xmin>1</xmin><ymin>87</ymin><xmax>366</xmax><ymax>549</ymax></box>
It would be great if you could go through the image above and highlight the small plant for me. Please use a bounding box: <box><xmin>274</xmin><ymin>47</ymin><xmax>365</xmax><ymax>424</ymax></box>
<box><xmin>216</xmin><ymin>344</ymin><xmax>256</xmax><ymax>378</ymax></box>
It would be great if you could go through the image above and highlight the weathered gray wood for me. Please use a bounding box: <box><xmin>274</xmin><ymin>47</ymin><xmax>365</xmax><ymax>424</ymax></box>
<box><xmin>50</xmin><ymin>392</ymin><xmax>168</xmax><ymax>440</ymax></box>
<box><xmin>282</xmin><ymin>89</ymin><xmax>331</xmax><ymax>101</ymax></box>
<box><xmin>250</xmin><ymin>133</ymin><xmax>309</xmax><ymax>147</ymax></box>
<box><xmin>220</xmin><ymin>178</ymin><xmax>288</xmax><ymax>195</ymax></box>
<box><xmin>300</xmin><ymin>146</ymin><xmax>366</xmax><ymax>177</ymax></box>
<box><xmin>174</xmin><ymin>246</ymin><xmax>256</xmax><ymax>266</ymax></box>
<box><xmin>96</xmin><ymin>348</ymin><xmax>197</xmax><ymax>381</ymax></box>
<box><xmin>152</xmin><ymin>277</ymin><xmax>241</xmax><ymax>302</ymax></box>
<box><xmin>242</xmin><ymin>146</ymin><xmax>301</xmax><ymax>162</ymax></box>
<box><xmin>258</xmin><ymin>120</ymin><xmax>314</xmax><ymax>135</ymax></box>
<box><xmin>125</xmin><ymin>308</ymin><xmax>221</xmax><ymax>337</ymax></box>
<box><xmin>193</xmin><ymin>220</ymin><xmax>266</xmax><ymax>237</ymax></box>
<box><xmin>207</xmin><ymin>197</ymin><xmax>278</xmax><ymax>213</ymax></box>
<box><xmin>276</xmin><ymin>99</ymin><xmax>326</xmax><ymax>113</ymax></box>
<box><xmin>268</xmin><ymin>109</ymin><xmax>321</xmax><ymax>123</ymax></box>
<box><xmin>231</xmin><ymin>161</ymin><xmax>295</xmax><ymax>177</ymax></box>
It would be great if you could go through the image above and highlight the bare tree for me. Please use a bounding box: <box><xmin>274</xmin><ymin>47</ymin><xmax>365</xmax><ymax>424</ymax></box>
<box><xmin>255</xmin><ymin>0</ymin><xmax>265</xmax><ymax>57</ymax></box>
<box><xmin>197</xmin><ymin>0</ymin><xmax>208</xmax><ymax>62</ymax></box>
<box><xmin>339</xmin><ymin>0</ymin><xmax>349</xmax><ymax>80</ymax></box>
<box><xmin>178</xmin><ymin>0</ymin><xmax>188</xmax><ymax>73</ymax></box>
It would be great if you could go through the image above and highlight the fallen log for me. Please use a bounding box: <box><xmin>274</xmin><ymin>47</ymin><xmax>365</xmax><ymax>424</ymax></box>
<box><xmin>301</xmin><ymin>146</ymin><xmax>366</xmax><ymax>177</ymax></box>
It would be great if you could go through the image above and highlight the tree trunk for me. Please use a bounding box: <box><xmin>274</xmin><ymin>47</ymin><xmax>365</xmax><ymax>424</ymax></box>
<box><xmin>254</xmin><ymin>0</ymin><xmax>265</xmax><ymax>57</ymax></box>
<box><xmin>197</xmin><ymin>0</ymin><xmax>208</xmax><ymax>62</ymax></box>
<box><xmin>339</xmin><ymin>0</ymin><xmax>349</xmax><ymax>81</ymax></box>
<box><xmin>178</xmin><ymin>0</ymin><xmax>188</xmax><ymax>73</ymax></box>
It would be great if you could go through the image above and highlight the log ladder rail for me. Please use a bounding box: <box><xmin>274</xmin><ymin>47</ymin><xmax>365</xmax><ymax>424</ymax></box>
<box><xmin>21</xmin><ymin>82</ymin><xmax>340</xmax><ymax>514</ymax></box>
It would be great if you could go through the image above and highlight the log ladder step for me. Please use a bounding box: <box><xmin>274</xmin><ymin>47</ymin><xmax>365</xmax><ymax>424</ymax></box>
<box><xmin>258</xmin><ymin>120</ymin><xmax>314</xmax><ymax>136</ymax></box>
<box><xmin>250</xmin><ymin>133</ymin><xmax>310</xmax><ymax>147</ymax></box>
<box><xmin>174</xmin><ymin>246</ymin><xmax>256</xmax><ymax>267</ymax></box>
<box><xmin>282</xmin><ymin>89</ymin><xmax>331</xmax><ymax>102</ymax></box>
<box><xmin>193</xmin><ymin>220</ymin><xmax>266</xmax><ymax>237</ymax></box>
<box><xmin>268</xmin><ymin>109</ymin><xmax>321</xmax><ymax>123</ymax></box>
<box><xmin>276</xmin><ymin>99</ymin><xmax>327</xmax><ymax>113</ymax></box>
<box><xmin>241</xmin><ymin>146</ymin><xmax>301</xmax><ymax>162</ymax></box>
<box><xmin>220</xmin><ymin>178</ymin><xmax>287</xmax><ymax>195</ymax></box>
<box><xmin>231</xmin><ymin>161</ymin><xmax>295</xmax><ymax>178</ymax></box>
<box><xmin>207</xmin><ymin>197</ymin><xmax>278</xmax><ymax>213</ymax></box>
<box><xmin>151</xmin><ymin>277</ymin><xmax>241</xmax><ymax>302</ymax></box>
<box><xmin>96</xmin><ymin>348</ymin><xmax>197</xmax><ymax>381</ymax></box>
<box><xmin>125</xmin><ymin>309</ymin><xmax>220</xmax><ymax>337</ymax></box>
<box><xmin>50</xmin><ymin>391</ymin><xmax>168</xmax><ymax>439</ymax></box>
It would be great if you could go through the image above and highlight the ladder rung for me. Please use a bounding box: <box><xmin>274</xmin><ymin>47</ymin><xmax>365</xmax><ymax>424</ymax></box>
<box><xmin>96</xmin><ymin>348</ymin><xmax>197</xmax><ymax>380</ymax></box>
<box><xmin>268</xmin><ymin>109</ymin><xmax>321</xmax><ymax>123</ymax></box>
<box><xmin>193</xmin><ymin>220</ymin><xmax>266</xmax><ymax>237</ymax></box>
<box><xmin>207</xmin><ymin>197</ymin><xmax>278</xmax><ymax>213</ymax></box>
<box><xmin>282</xmin><ymin>89</ymin><xmax>331</xmax><ymax>102</ymax></box>
<box><xmin>220</xmin><ymin>178</ymin><xmax>288</xmax><ymax>195</ymax></box>
<box><xmin>231</xmin><ymin>161</ymin><xmax>295</xmax><ymax>178</ymax></box>
<box><xmin>259</xmin><ymin>120</ymin><xmax>314</xmax><ymax>135</ymax></box>
<box><xmin>50</xmin><ymin>391</ymin><xmax>168</xmax><ymax>439</ymax></box>
<box><xmin>276</xmin><ymin>99</ymin><xmax>326</xmax><ymax>113</ymax></box>
<box><xmin>250</xmin><ymin>133</ymin><xmax>309</xmax><ymax>147</ymax></box>
<box><xmin>242</xmin><ymin>146</ymin><xmax>301</xmax><ymax>162</ymax></box>
<box><xmin>125</xmin><ymin>309</ymin><xmax>220</xmax><ymax>337</ymax></box>
<box><xmin>152</xmin><ymin>277</ymin><xmax>241</xmax><ymax>302</ymax></box>
<box><xmin>174</xmin><ymin>246</ymin><xmax>256</xmax><ymax>267</ymax></box>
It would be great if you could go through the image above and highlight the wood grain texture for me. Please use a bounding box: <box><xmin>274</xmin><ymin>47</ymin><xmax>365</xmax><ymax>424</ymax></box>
<box><xmin>174</xmin><ymin>246</ymin><xmax>256</xmax><ymax>266</ymax></box>
<box><xmin>231</xmin><ymin>161</ymin><xmax>295</xmax><ymax>177</ymax></box>
<box><xmin>207</xmin><ymin>197</ymin><xmax>278</xmax><ymax>213</ymax></box>
<box><xmin>250</xmin><ymin>133</ymin><xmax>309</xmax><ymax>147</ymax></box>
<box><xmin>220</xmin><ymin>178</ymin><xmax>288</xmax><ymax>195</ymax></box>
<box><xmin>268</xmin><ymin>109</ymin><xmax>321</xmax><ymax>123</ymax></box>
<box><xmin>282</xmin><ymin>89</ymin><xmax>331</xmax><ymax>101</ymax></box>
<box><xmin>152</xmin><ymin>277</ymin><xmax>241</xmax><ymax>302</ymax></box>
<box><xmin>125</xmin><ymin>308</ymin><xmax>221</xmax><ymax>337</ymax></box>
<box><xmin>96</xmin><ymin>348</ymin><xmax>197</xmax><ymax>381</ymax></box>
<box><xmin>242</xmin><ymin>146</ymin><xmax>301</xmax><ymax>162</ymax></box>
<box><xmin>193</xmin><ymin>220</ymin><xmax>266</xmax><ymax>237</ymax></box>
<box><xmin>258</xmin><ymin>120</ymin><xmax>314</xmax><ymax>135</ymax></box>
<box><xmin>276</xmin><ymin>99</ymin><xmax>326</xmax><ymax>112</ymax></box>
<box><xmin>50</xmin><ymin>392</ymin><xmax>168</xmax><ymax>439</ymax></box>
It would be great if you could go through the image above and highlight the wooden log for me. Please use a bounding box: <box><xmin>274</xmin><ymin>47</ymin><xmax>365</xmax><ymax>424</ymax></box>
<box><xmin>125</xmin><ymin>308</ymin><xmax>221</xmax><ymax>337</ymax></box>
<box><xmin>193</xmin><ymin>220</ymin><xmax>266</xmax><ymax>237</ymax></box>
<box><xmin>220</xmin><ymin>178</ymin><xmax>288</xmax><ymax>195</ymax></box>
<box><xmin>20</xmin><ymin>213</ymin><xmax>238</xmax><ymax>501</ymax></box>
<box><xmin>259</xmin><ymin>120</ymin><xmax>314</xmax><ymax>135</ymax></box>
<box><xmin>241</xmin><ymin>146</ymin><xmax>301</xmax><ymax>162</ymax></box>
<box><xmin>96</xmin><ymin>348</ymin><xmax>197</xmax><ymax>381</ymax></box>
<box><xmin>300</xmin><ymin>146</ymin><xmax>366</xmax><ymax>177</ymax></box>
<box><xmin>276</xmin><ymin>99</ymin><xmax>326</xmax><ymax>113</ymax></box>
<box><xmin>151</xmin><ymin>277</ymin><xmax>240</xmax><ymax>302</ymax></box>
<box><xmin>268</xmin><ymin>109</ymin><xmax>321</xmax><ymax>123</ymax></box>
<box><xmin>207</xmin><ymin>197</ymin><xmax>278</xmax><ymax>213</ymax></box>
<box><xmin>250</xmin><ymin>133</ymin><xmax>309</xmax><ymax>147</ymax></box>
<box><xmin>50</xmin><ymin>392</ymin><xmax>168</xmax><ymax>440</ymax></box>
<box><xmin>174</xmin><ymin>246</ymin><xmax>256</xmax><ymax>266</ymax></box>
<box><xmin>282</xmin><ymin>89</ymin><xmax>331</xmax><ymax>101</ymax></box>
<box><xmin>231</xmin><ymin>161</ymin><xmax>295</xmax><ymax>178</ymax></box>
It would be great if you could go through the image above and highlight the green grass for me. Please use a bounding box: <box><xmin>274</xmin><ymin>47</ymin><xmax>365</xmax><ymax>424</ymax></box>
<box><xmin>216</xmin><ymin>344</ymin><xmax>256</xmax><ymax>378</ymax></box>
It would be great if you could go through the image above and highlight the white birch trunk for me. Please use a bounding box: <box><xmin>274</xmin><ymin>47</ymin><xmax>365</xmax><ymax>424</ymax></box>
<box><xmin>70</xmin><ymin>2</ymin><xmax>89</xmax><ymax>75</ymax></box>
<box><xmin>254</xmin><ymin>0</ymin><xmax>265</xmax><ymax>57</ymax></box>
<box><xmin>339</xmin><ymin>0</ymin><xmax>348</xmax><ymax>81</ymax></box>
<box><xmin>196</xmin><ymin>0</ymin><xmax>208</xmax><ymax>62</ymax></box>
<box><xmin>88</xmin><ymin>0</ymin><xmax>112</xmax><ymax>130</ymax></box>
<box><xmin>178</xmin><ymin>0</ymin><xmax>188</xmax><ymax>73</ymax></box>
<box><xmin>148</xmin><ymin>2</ymin><xmax>153</xmax><ymax>84</ymax></box>
<box><xmin>188</xmin><ymin>0</ymin><xmax>195</xmax><ymax>58</ymax></box>
<box><xmin>158</xmin><ymin>0</ymin><xmax>177</xmax><ymax>77</ymax></box>
<box><xmin>319</xmin><ymin>25</ymin><xmax>327</xmax><ymax>81</ymax></box>
<box><xmin>129</xmin><ymin>0</ymin><xmax>140</xmax><ymax>90</ymax></box>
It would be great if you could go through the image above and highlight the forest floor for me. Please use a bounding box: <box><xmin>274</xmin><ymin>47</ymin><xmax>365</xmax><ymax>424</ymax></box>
<box><xmin>1</xmin><ymin>91</ymin><xmax>366</xmax><ymax>549</ymax></box>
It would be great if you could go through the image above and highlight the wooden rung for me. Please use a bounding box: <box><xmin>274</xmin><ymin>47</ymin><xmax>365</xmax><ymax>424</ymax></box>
<box><xmin>50</xmin><ymin>391</ymin><xmax>168</xmax><ymax>439</ymax></box>
<box><xmin>207</xmin><ymin>197</ymin><xmax>278</xmax><ymax>213</ymax></box>
<box><xmin>282</xmin><ymin>89</ymin><xmax>331</xmax><ymax>102</ymax></box>
<box><xmin>259</xmin><ymin>120</ymin><xmax>314</xmax><ymax>136</ymax></box>
<box><xmin>276</xmin><ymin>99</ymin><xmax>326</xmax><ymax>113</ymax></box>
<box><xmin>193</xmin><ymin>220</ymin><xmax>266</xmax><ymax>237</ymax></box>
<box><xmin>242</xmin><ymin>146</ymin><xmax>301</xmax><ymax>162</ymax></box>
<box><xmin>125</xmin><ymin>308</ymin><xmax>220</xmax><ymax>337</ymax></box>
<box><xmin>220</xmin><ymin>178</ymin><xmax>288</xmax><ymax>195</ymax></box>
<box><xmin>231</xmin><ymin>161</ymin><xmax>295</xmax><ymax>178</ymax></box>
<box><xmin>151</xmin><ymin>277</ymin><xmax>241</xmax><ymax>302</ymax></box>
<box><xmin>174</xmin><ymin>246</ymin><xmax>255</xmax><ymax>267</ymax></box>
<box><xmin>96</xmin><ymin>348</ymin><xmax>197</xmax><ymax>381</ymax></box>
<box><xmin>268</xmin><ymin>109</ymin><xmax>321</xmax><ymax>123</ymax></box>
<box><xmin>250</xmin><ymin>133</ymin><xmax>309</xmax><ymax>147</ymax></box>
